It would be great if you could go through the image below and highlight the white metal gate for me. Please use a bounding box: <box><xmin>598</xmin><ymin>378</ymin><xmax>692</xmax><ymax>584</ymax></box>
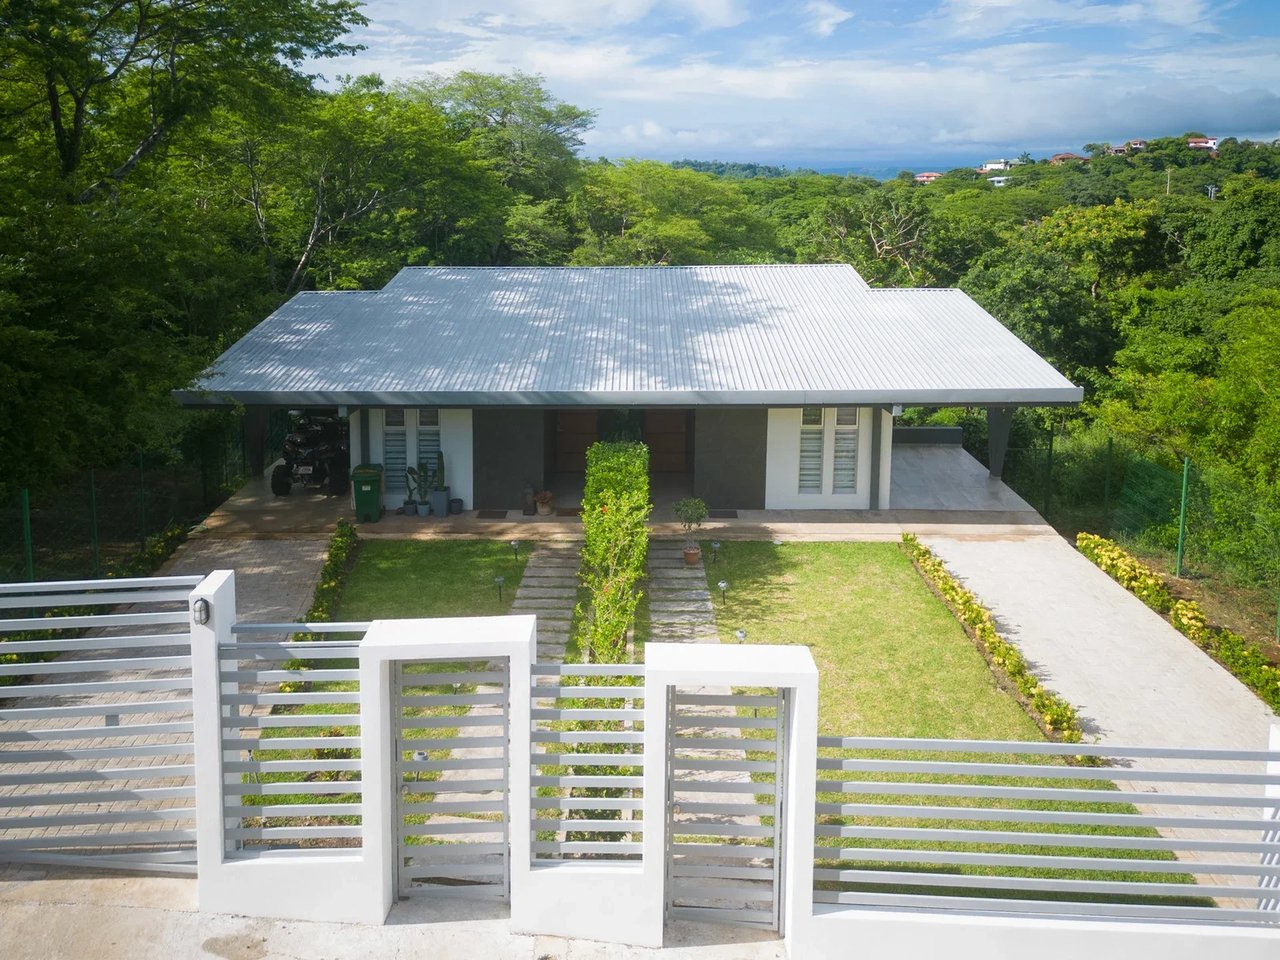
<box><xmin>0</xmin><ymin>576</ymin><xmax>202</xmax><ymax>873</ymax></box>
<box><xmin>666</xmin><ymin>686</ymin><xmax>787</xmax><ymax>930</ymax></box>
<box><xmin>393</xmin><ymin>659</ymin><xmax>510</xmax><ymax>899</ymax></box>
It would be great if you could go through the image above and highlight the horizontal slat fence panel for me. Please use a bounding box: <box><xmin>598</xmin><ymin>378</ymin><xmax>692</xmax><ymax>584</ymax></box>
<box><xmin>0</xmin><ymin>576</ymin><xmax>203</xmax><ymax>873</ymax></box>
<box><xmin>395</xmin><ymin>658</ymin><xmax>510</xmax><ymax>900</ymax></box>
<box><xmin>530</xmin><ymin>663</ymin><xmax>645</xmax><ymax>863</ymax></box>
<box><xmin>814</xmin><ymin>736</ymin><xmax>1280</xmax><ymax>927</ymax></box>
<box><xmin>218</xmin><ymin>633</ymin><xmax>365</xmax><ymax>856</ymax></box>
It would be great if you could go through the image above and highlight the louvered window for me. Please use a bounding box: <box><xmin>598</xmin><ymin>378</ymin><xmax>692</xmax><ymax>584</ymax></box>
<box><xmin>832</xmin><ymin>407</ymin><xmax>859</xmax><ymax>493</ymax></box>
<box><xmin>417</xmin><ymin>408</ymin><xmax>442</xmax><ymax>482</ymax></box>
<box><xmin>798</xmin><ymin>407</ymin><xmax>824</xmax><ymax>493</ymax></box>
<box><xmin>383</xmin><ymin>408</ymin><xmax>407</xmax><ymax>494</ymax></box>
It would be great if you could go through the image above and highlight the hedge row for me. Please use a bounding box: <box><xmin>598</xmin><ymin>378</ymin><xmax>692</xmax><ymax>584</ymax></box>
<box><xmin>901</xmin><ymin>534</ymin><xmax>1083</xmax><ymax>742</ymax></box>
<box><xmin>576</xmin><ymin>442</ymin><xmax>651</xmax><ymax>664</ymax></box>
<box><xmin>292</xmin><ymin>518</ymin><xmax>360</xmax><ymax>643</ymax></box>
<box><xmin>1077</xmin><ymin>532</ymin><xmax>1280</xmax><ymax>714</ymax></box>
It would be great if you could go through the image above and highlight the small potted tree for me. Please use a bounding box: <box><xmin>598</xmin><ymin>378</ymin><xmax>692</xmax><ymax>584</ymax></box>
<box><xmin>426</xmin><ymin>451</ymin><xmax>450</xmax><ymax>517</ymax></box>
<box><xmin>673</xmin><ymin>497</ymin><xmax>708</xmax><ymax>565</ymax></box>
<box><xmin>402</xmin><ymin>468</ymin><xmax>419</xmax><ymax>516</ymax></box>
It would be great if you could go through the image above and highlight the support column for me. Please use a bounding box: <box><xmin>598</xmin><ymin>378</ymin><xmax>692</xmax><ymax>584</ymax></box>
<box><xmin>243</xmin><ymin>406</ymin><xmax>270</xmax><ymax>477</ymax></box>
<box><xmin>986</xmin><ymin>407</ymin><xmax>1015</xmax><ymax>480</ymax></box>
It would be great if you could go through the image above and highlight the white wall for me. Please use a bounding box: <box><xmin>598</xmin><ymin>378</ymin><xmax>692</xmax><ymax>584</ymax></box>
<box><xmin>878</xmin><ymin>408</ymin><xmax>894</xmax><ymax>510</ymax></box>
<box><xmin>440</xmin><ymin>408</ymin><xmax>473</xmax><ymax>510</ymax></box>
<box><xmin>362</xmin><ymin>408</ymin><xmax>474</xmax><ymax>510</ymax></box>
<box><xmin>764</xmin><ymin>407</ymin><xmax>874</xmax><ymax>509</ymax></box>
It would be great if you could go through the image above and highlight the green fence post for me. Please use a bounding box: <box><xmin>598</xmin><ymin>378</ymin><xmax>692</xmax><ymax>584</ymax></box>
<box><xmin>1102</xmin><ymin>435</ymin><xmax>1113</xmax><ymax>526</ymax></box>
<box><xmin>21</xmin><ymin>488</ymin><xmax>34</xmax><ymax>581</ymax></box>
<box><xmin>1042</xmin><ymin>428</ymin><xmax>1054</xmax><ymax>521</ymax></box>
<box><xmin>1175</xmin><ymin>456</ymin><xmax>1190</xmax><ymax>577</ymax></box>
<box><xmin>89</xmin><ymin>468</ymin><xmax>100</xmax><ymax>577</ymax></box>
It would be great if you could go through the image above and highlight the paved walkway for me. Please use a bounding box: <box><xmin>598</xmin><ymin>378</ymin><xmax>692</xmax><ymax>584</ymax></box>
<box><xmin>509</xmin><ymin>543</ymin><xmax>579</xmax><ymax>662</ymax></box>
<box><xmin>647</xmin><ymin>542</ymin><xmax>718</xmax><ymax>643</ymax></box>
<box><xmin>923</xmin><ymin>532</ymin><xmax>1279</xmax><ymax>900</ymax></box>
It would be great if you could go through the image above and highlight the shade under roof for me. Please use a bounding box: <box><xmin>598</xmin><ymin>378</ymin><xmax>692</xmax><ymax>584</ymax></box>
<box><xmin>175</xmin><ymin>264</ymin><xmax>1082</xmax><ymax>408</ymax></box>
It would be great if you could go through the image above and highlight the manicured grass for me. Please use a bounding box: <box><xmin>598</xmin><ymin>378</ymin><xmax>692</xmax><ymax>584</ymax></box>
<box><xmin>702</xmin><ymin>540</ymin><xmax>1040</xmax><ymax>740</ymax></box>
<box><xmin>336</xmin><ymin>539</ymin><xmax>529</xmax><ymax>620</ymax></box>
<box><xmin>702</xmin><ymin>541</ymin><xmax>1201</xmax><ymax>904</ymax></box>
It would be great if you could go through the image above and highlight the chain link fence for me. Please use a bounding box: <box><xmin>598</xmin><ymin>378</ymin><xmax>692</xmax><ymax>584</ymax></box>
<box><xmin>1004</xmin><ymin>428</ymin><xmax>1280</xmax><ymax>642</ymax></box>
<box><xmin>0</xmin><ymin>410</ymin><xmax>289</xmax><ymax>582</ymax></box>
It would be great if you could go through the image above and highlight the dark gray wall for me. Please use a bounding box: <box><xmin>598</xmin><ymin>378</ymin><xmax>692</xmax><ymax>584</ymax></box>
<box><xmin>692</xmin><ymin>409</ymin><xmax>767</xmax><ymax>509</ymax></box>
<box><xmin>473</xmin><ymin>409</ymin><xmax>548</xmax><ymax>509</ymax></box>
<box><xmin>892</xmin><ymin>425</ymin><xmax>964</xmax><ymax>445</ymax></box>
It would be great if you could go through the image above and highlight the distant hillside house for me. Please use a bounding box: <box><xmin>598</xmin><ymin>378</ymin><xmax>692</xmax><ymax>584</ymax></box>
<box><xmin>1128</xmin><ymin>139</ymin><xmax>1147</xmax><ymax>150</ymax></box>
<box><xmin>1107</xmin><ymin>146</ymin><xmax>1128</xmax><ymax>156</ymax></box>
<box><xmin>913</xmin><ymin>172</ymin><xmax>943</xmax><ymax>184</ymax></box>
<box><xmin>1188</xmin><ymin>136</ymin><xmax>1218</xmax><ymax>149</ymax></box>
<box><xmin>978</xmin><ymin>159</ymin><xmax>1013</xmax><ymax>172</ymax></box>
<box><xmin>1050</xmin><ymin>152</ymin><xmax>1086</xmax><ymax>165</ymax></box>
<box><xmin>177</xmin><ymin>265</ymin><xmax>1080</xmax><ymax>512</ymax></box>
<box><xmin>987</xmin><ymin>176</ymin><xmax>1011</xmax><ymax>188</ymax></box>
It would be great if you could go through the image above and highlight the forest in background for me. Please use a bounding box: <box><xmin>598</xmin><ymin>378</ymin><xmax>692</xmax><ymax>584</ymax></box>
<box><xmin>2</xmin><ymin>3</ymin><xmax>1278</xmax><ymax>633</ymax></box>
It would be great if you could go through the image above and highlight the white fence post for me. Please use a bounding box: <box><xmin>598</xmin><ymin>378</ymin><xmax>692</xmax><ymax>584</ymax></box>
<box><xmin>1261</xmin><ymin>723</ymin><xmax>1280</xmax><ymax>913</ymax></box>
<box><xmin>189</xmin><ymin>570</ymin><xmax>236</xmax><ymax>884</ymax></box>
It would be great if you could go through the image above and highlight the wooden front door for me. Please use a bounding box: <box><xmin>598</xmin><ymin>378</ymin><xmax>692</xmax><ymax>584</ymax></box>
<box><xmin>555</xmin><ymin>410</ymin><xmax>598</xmax><ymax>473</ymax></box>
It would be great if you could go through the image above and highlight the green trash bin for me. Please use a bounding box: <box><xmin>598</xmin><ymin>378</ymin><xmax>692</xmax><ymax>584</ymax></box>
<box><xmin>351</xmin><ymin>464</ymin><xmax>384</xmax><ymax>523</ymax></box>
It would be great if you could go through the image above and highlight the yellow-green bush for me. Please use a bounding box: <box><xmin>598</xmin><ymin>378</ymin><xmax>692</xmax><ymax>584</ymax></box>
<box><xmin>1075</xmin><ymin>532</ymin><xmax>1172</xmax><ymax>612</ymax></box>
<box><xmin>1078</xmin><ymin>533</ymin><xmax>1280</xmax><ymax>713</ymax></box>
<box><xmin>901</xmin><ymin>534</ymin><xmax>1083</xmax><ymax>742</ymax></box>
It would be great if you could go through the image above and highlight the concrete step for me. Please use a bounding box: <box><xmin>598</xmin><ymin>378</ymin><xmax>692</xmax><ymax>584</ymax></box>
<box><xmin>515</xmin><ymin>586</ymin><xmax>578</xmax><ymax>599</ymax></box>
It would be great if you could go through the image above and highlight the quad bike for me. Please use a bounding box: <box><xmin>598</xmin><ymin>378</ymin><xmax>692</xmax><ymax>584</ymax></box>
<box><xmin>270</xmin><ymin>412</ymin><xmax>350</xmax><ymax>497</ymax></box>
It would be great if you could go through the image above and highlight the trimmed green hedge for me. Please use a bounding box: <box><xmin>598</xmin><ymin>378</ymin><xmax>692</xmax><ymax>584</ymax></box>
<box><xmin>576</xmin><ymin>442</ymin><xmax>651</xmax><ymax>664</ymax></box>
<box><xmin>902</xmin><ymin>534</ymin><xmax>1083</xmax><ymax>742</ymax></box>
<box><xmin>292</xmin><ymin>519</ymin><xmax>360</xmax><ymax>643</ymax></box>
<box><xmin>1077</xmin><ymin>532</ymin><xmax>1280</xmax><ymax>714</ymax></box>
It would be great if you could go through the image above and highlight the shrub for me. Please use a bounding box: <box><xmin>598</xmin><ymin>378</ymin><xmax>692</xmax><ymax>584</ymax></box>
<box><xmin>1078</xmin><ymin>533</ymin><xmax>1280</xmax><ymax>713</ymax></box>
<box><xmin>901</xmin><ymin>534</ymin><xmax>1083</xmax><ymax>742</ymax></box>
<box><xmin>1076</xmin><ymin>532</ymin><xmax>1173</xmax><ymax>612</ymax></box>
<box><xmin>291</xmin><ymin>519</ymin><xmax>360</xmax><ymax>644</ymax></box>
<box><xmin>576</xmin><ymin>442</ymin><xmax>650</xmax><ymax>663</ymax></box>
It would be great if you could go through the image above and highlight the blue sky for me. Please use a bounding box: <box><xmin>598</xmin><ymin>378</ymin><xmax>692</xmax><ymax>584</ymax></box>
<box><xmin>317</xmin><ymin>0</ymin><xmax>1280</xmax><ymax>168</ymax></box>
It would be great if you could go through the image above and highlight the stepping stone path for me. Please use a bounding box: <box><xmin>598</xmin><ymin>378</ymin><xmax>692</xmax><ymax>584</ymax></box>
<box><xmin>645</xmin><ymin>541</ymin><xmax>718</xmax><ymax>643</ymax></box>
<box><xmin>509</xmin><ymin>542</ymin><xmax>581</xmax><ymax>663</ymax></box>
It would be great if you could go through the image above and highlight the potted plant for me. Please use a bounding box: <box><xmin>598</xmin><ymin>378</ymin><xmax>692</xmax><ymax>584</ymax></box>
<box><xmin>426</xmin><ymin>451</ymin><xmax>451</xmax><ymax>517</ymax></box>
<box><xmin>402</xmin><ymin>467</ymin><xmax>419</xmax><ymax>516</ymax></box>
<box><xmin>534</xmin><ymin>489</ymin><xmax>554</xmax><ymax>516</ymax></box>
<box><xmin>673</xmin><ymin>497</ymin><xmax>708</xmax><ymax>565</ymax></box>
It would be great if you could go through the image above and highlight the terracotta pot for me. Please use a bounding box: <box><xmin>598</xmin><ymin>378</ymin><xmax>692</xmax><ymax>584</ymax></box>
<box><xmin>682</xmin><ymin>545</ymin><xmax>701</xmax><ymax>566</ymax></box>
<box><xmin>536</xmin><ymin>501</ymin><xmax>553</xmax><ymax>516</ymax></box>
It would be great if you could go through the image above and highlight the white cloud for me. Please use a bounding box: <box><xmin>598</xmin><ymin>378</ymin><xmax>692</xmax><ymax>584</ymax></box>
<box><xmin>930</xmin><ymin>0</ymin><xmax>1218</xmax><ymax>39</ymax></box>
<box><xmin>804</xmin><ymin>1</ymin><xmax>853</xmax><ymax>37</ymax></box>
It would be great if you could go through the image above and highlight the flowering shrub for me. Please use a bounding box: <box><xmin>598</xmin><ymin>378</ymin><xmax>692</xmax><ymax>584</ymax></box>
<box><xmin>1078</xmin><ymin>533</ymin><xmax>1280</xmax><ymax>713</ymax></box>
<box><xmin>901</xmin><ymin>534</ymin><xmax>1083</xmax><ymax>742</ymax></box>
<box><xmin>291</xmin><ymin>519</ymin><xmax>360</xmax><ymax>645</ymax></box>
<box><xmin>1076</xmin><ymin>532</ymin><xmax>1172</xmax><ymax>612</ymax></box>
<box><xmin>577</xmin><ymin>442</ymin><xmax>650</xmax><ymax>664</ymax></box>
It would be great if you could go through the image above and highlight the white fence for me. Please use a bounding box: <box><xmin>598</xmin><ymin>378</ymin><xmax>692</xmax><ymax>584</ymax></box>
<box><xmin>0</xmin><ymin>576</ymin><xmax>202</xmax><ymax>873</ymax></box>
<box><xmin>815</xmin><ymin>736</ymin><xmax>1280</xmax><ymax>925</ymax></box>
<box><xmin>2</xmin><ymin>570</ymin><xmax>1279</xmax><ymax>959</ymax></box>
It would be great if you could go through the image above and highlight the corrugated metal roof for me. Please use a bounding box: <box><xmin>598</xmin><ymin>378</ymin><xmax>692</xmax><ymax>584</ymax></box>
<box><xmin>177</xmin><ymin>264</ymin><xmax>1082</xmax><ymax>407</ymax></box>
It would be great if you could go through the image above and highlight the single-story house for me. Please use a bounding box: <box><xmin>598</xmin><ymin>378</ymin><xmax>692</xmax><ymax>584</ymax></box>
<box><xmin>175</xmin><ymin>264</ymin><xmax>1081</xmax><ymax>511</ymax></box>
<box><xmin>1049</xmin><ymin>153</ymin><xmax>1086</xmax><ymax>165</ymax></box>
<box><xmin>912</xmin><ymin>172</ymin><xmax>944</xmax><ymax>184</ymax></box>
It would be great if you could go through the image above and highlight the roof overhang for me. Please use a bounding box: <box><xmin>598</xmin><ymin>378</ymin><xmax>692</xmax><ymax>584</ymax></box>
<box><xmin>172</xmin><ymin>386</ymin><xmax>1085</xmax><ymax>409</ymax></box>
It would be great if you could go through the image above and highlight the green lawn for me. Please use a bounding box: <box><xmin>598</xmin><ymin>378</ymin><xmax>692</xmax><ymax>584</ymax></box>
<box><xmin>242</xmin><ymin>540</ymin><xmax>530</xmax><ymax>837</ymax></box>
<box><xmin>336</xmin><ymin>539</ymin><xmax>529</xmax><ymax>620</ymax></box>
<box><xmin>701</xmin><ymin>540</ymin><xmax>1039</xmax><ymax>739</ymax></box>
<box><xmin>699</xmin><ymin>541</ymin><xmax>1202</xmax><ymax>905</ymax></box>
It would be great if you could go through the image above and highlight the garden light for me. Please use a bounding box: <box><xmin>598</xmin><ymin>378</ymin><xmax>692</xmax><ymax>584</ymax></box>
<box><xmin>510</xmin><ymin>540</ymin><xmax>519</xmax><ymax>559</ymax></box>
<box><xmin>494</xmin><ymin>575</ymin><xmax>505</xmax><ymax>601</ymax></box>
<box><xmin>717</xmin><ymin>580</ymin><xmax>728</xmax><ymax>604</ymax></box>
<box><xmin>735</xmin><ymin>629</ymin><xmax>746</xmax><ymax>641</ymax></box>
<box><xmin>711</xmin><ymin>541</ymin><xmax>720</xmax><ymax>563</ymax></box>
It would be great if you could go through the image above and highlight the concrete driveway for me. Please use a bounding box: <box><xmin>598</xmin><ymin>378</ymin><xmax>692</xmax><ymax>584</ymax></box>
<box><xmin>923</xmin><ymin>533</ymin><xmax>1276</xmax><ymax>748</ymax></box>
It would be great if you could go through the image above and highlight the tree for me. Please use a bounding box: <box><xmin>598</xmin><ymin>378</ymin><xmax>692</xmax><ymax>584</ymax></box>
<box><xmin>0</xmin><ymin>0</ymin><xmax>366</xmax><ymax>199</ymax></box>
<box><xmin>401</xmin><ymin>72</ymin><xmax>594</xmax><ymax>202</ymax></box>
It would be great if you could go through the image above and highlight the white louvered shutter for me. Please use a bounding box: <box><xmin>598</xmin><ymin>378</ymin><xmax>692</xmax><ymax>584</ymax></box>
<box><xmin>798</xmin><ymin>407</ymin><xmax>824</xmax><ymax>493</ymax></box>
<box><xmin>832</xmin><ymin>407</ymin><xmax>859</xmax><ymax>493</ymax></box>
<box><xmin>383</xmin><ymin>408</ymin><xmax>407</xmax><ymax>494</ymax></box>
